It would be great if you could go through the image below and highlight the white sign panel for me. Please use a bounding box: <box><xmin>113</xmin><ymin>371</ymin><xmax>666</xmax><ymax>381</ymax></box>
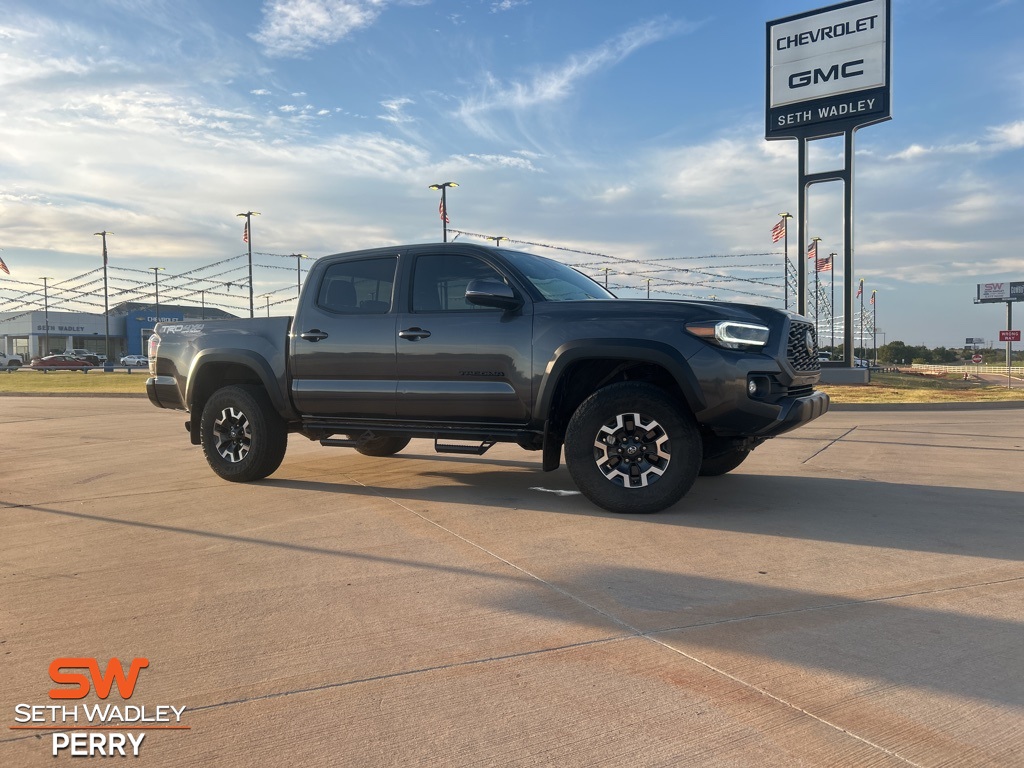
<box><xmin>976</xmin><ymin>281</ymin><xmax>1024</xmax><ymax>303</ymax></box>
<box><xmin>766</xmin><ymin>0</ymin><xmax>890</xmax><ymax>139</ymax></box>
<box><xmin>770</xmin><ymin>0</ymin><xmax>887</xmax><ymax>107</ymax></box>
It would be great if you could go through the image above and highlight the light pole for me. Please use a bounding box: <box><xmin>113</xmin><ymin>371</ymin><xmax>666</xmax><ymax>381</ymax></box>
<box><xmin>150</xmin><ymin>267</ymin><xmax>164</xmax><ymax>324</ymax></box>
<box><xmin>237</xmin><ymin>211</ymin><xmax>260</xmax><ymax>318</ymax></box>
<box><xmin>39</xmin><ymin>277</ymin><xmax>53</xmax><ymax>356</ymax></box>
<box><xmin>777</xmin><ymin>212</ymin><xmax>793</xmax><ymax>310</ymax></box>
<box><xmin>428</xmin><ymin>182</ymin><xmax>457</xmax><ymax>242</ymax></box>
<box><xmin>259</xmin><ymin>293</ymin><xmax>271</xmax><ymax>317</ymax></box>
<box><xmin>871</xmin><ymin>290</ymin><xmax>877</xmax><ymax>365</ymax></box>
<box><xmin>486</xmin><ymin>236</ymin><xmax>506</xmax><ymax>247</ymax></box>
<box><xmin>809</xmin><ymin>237</ymin><xmax>822</xmax><ymax>336</ymax></box>
<box><xmin>94</xmin><ymin>231</ymin><xmax>112</xmax><ymax>364</ymax></box>
<box><xmin>829</xmin><ymin>252</ymin><xmax>837</xmax><ymax>351</ymax></box>
<box><xmin>857</xmin><ymin>278</ymin><xmax>865</xmax><ymax>359</ymax></box>
<box><xmin>291</xmin><ymin>253</ymin><xmax>309</xmax><ymax>296</ymax></box>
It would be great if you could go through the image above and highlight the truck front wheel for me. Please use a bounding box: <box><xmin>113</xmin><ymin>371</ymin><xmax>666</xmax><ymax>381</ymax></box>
<box><xmin>200</xmin><ymin>385</ymin><xmax>287</xmax><ymax>482</ymax></box>
<box><xmin>564</xmin><ymin>382</ymin><xmax>701</xmax><ymax>514</ymax></box>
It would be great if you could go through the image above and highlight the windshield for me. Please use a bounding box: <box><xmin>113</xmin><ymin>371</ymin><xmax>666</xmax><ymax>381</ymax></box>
<box><xmin>502</xmin><ymin>250</ymin><xmax>615</xmax><ymax>301</ymax></box>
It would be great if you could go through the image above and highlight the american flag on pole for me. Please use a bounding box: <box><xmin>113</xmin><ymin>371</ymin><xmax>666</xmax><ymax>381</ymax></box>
<box><xmin>439</xmin><ymin>198</ymin><xmax>449</xmax><ymax>224</ymax></box>
<box><xmin>242</xmin><ymin>220</ymin><xmax>249</xmax><ymax>243</ymax></box>
<box><xmin>771</xmin><ymin>219</ymin><xmax>786</xmax><ymax>243</ymax></box>
<box><xmin>0</xmin><ymin>255</ymin><xmax>9</xmax><ymax>275</ymax></box>
<box><xmin>870</xmin><ymin>290</ymin><xmax>876</xmax><ymax>305</ymax></box>
<box><xmin>807</xmin><ymin>240</ymin><xmax>817</xmax><ymax>260</ymax></box>
<box><xmin>856</xmin><ymin>278</ymin><xmax>864</xmax><ymax>298</ymax></box>
<box><xmin>816</xmin><ymin>255</ymin><xmax>833</xmax><ymax>272</ymax></box>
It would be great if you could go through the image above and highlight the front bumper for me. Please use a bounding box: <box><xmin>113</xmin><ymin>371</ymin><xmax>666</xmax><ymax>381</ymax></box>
<box><xmin>751</xmin><ymin>389</ymin><xmax>830</xmax><ymax>438</ymax></box>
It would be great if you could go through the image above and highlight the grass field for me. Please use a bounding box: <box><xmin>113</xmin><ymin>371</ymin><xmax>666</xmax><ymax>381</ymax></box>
<box><xmin>0</xmin><ymin>368</ymin><xmax>150</xmax><ymax>395</ymax></box>
<box><xmin>819</xmin><ymin>371</ymin><xmax>1024</xmax><ymax>403</ymax></box>
<box><xmin>2</xmin><ymin>367</ymin><xmax>1023</xmax><ymax>404</ymax></box>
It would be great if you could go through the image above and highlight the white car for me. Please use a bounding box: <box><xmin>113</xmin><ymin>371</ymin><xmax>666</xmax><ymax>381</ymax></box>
<box><xmin>1</xmin><ymin>352</ymin><xmax>24</xmax><ymax>369</ymax></box>
<box><xmin>120</xmin><ymin>355</ymin><xmax>149</xmax><ymax>366</ymax></box>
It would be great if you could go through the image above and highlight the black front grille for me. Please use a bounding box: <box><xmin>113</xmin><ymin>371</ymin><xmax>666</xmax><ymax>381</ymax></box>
<box><xmin>787</xmin><ymin>321</ymin><xmax>820</xmax><ymax>372</ymax></box>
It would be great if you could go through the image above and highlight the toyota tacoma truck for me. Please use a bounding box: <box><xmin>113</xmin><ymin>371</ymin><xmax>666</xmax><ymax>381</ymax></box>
<box><xmin>146</xmin><ymin>242</ymin><xmax>828</xmax><ymax>514</ymax></box>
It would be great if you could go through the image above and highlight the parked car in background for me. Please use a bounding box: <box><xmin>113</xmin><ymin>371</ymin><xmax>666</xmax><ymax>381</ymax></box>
<box><xmin>64</xmin><ymin>348</ymin><xmax>101</xmax><ymax>366</ymax></box>
<box><xmin>29</xmin><ymin>355</ymin><xmax>91</xmax><ymax>371</ymax></box>
<box><xmin>1</xmin><ymin>352</ymin><xmax>24</xmax><ymax>370</ymax></box>
<box><xmin>120</xmin><ymin>355</ymin><xmax>150</xmax><ymax>366</ymax></box>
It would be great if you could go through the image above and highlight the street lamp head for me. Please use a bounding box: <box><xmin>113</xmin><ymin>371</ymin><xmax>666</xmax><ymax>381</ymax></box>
<box><xmin>428</xmin><ymin>182</ymin><xmax>458</xmax><ymax>190</ymax></box>
<box><xmin>778</xmin><ymin>212</ymin><xmax>792</xmax><ymax>218</ymax></box>
<box><xmin>236</xmin><ymin>211</ymin><xmax>261</xmax><ymax>218</ymax></box>
<box><xmin>93</xmin><ymin>231</ymin><xmax>113</xmax><ymax>237</ymax></box>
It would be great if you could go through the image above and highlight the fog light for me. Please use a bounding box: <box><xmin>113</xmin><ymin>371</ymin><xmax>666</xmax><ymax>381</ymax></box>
<box><xmin>747</xmin><ymin>375</ymin><xmax>771</xmax><ymax>399</ymax></box>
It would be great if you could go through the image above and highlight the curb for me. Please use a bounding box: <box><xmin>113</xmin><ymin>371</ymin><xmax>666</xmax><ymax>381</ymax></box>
<box><xmin>829</xmin><ymin>400</ymin><xmax>1024</xmax><ymax>411</ymax></box>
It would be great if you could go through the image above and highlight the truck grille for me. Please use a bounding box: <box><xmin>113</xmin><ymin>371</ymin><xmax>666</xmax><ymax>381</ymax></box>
<box><xmin>787</xmin><ymin>321</ymin><xmax>820</xmax><ymax>372</ymax></box>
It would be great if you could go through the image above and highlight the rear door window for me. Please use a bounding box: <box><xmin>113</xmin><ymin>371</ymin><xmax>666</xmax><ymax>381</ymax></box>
<box><xmin>316</xmin><ymin>258</ymin><xmax>397</xmax><ymax>314</ymax></box>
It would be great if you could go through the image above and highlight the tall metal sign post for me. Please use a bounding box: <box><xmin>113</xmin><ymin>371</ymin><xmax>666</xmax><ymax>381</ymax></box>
<box><xmin>975</xmin><ymin>281</ymin><xmax>1023</xmax><ymax>387</ymax></box>
<box><xmin>766</xmin><ymin>0</ymin><xmax>892</xmax><ymax>368</ymax></box>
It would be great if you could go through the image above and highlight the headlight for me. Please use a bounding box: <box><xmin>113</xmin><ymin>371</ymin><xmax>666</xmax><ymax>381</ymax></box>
<box><xmin>686</xmin><ymin>321</ymin><xmax>770</xmax><ymax>350</ymax></box>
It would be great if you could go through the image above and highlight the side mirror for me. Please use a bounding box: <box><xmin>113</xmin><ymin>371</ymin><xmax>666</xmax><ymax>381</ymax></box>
<box><xmin>465</xmin><ymin>279</ymin><xmax>523</xmax><ymax>310</ymax></box>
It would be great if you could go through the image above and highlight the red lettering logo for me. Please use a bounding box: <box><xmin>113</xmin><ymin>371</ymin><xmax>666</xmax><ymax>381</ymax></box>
<box><xmin>48</xmin><ymin>658</ymin><xmax>149</xmax><ymax>700</ymax></box>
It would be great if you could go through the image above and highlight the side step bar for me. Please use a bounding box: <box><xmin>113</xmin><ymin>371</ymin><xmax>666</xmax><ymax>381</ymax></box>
<box><xmin>434</xmin><ymin>440</ymin><xmax>495</xmax><ymax>456</ymax></box>
<box><xmin>320</xmin><ymin>437</ymin><xmax>362</xmax><ymax>447</ymax></box>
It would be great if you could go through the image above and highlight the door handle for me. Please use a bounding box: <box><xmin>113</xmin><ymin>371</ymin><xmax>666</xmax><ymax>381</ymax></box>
<box><xmin>300</xmin><ymin>329</ymin><xmax>329</xmax><ymax>342</ymax></box>
<box><xmin>398</xmin><ymin>327</ymin><xmax>431</xmax><ymax>341</ymax></box>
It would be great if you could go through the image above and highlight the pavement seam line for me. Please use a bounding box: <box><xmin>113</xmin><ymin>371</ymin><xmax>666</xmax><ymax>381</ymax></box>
<box><xmin>802</xmin><ymin>426</ymin><xmax>857</xmax><ymax>463</ymax></box>
<box><xmin>348</xmin><ymin>478</ymin><xmax>648</xmax><ymax>637</ymax></box>
<box><xmin>178</xmin><ymin>637</ymin><xmax>633</xmax><ymax>717</ymax></box>
<box><xmin>641</xmin><ymin>634</ymin><xmax>927</xmax><ymax>767</ymax></box>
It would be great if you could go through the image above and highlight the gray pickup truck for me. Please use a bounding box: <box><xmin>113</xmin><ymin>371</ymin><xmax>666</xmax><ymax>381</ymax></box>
<box><xmin>146</xmin><ymin>242</ymin><xmax>828</xmax><ymax>514</ymax></box>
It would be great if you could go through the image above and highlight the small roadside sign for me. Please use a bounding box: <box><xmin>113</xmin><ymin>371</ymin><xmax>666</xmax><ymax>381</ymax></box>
<box><xmin>972</xmin><ymin>354</ymin><xmax>984</xmax><ymax>364</ymax></box>
<box><xmin>998</xmin><ymin>330</ymin><xmax>1021</xmax><ymax>342</ymax></box>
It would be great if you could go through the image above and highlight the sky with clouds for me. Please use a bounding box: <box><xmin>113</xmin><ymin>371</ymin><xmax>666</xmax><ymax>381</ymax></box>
<box><xmin>1</xmin><ymin>0</ymin><xmax>1023</xmax><ymax>348</ymax></box>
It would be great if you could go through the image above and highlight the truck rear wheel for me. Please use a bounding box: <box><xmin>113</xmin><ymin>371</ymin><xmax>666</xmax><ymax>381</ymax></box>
<box><xmin>354</xmin><ymin>435</ymin><xmax>411</xmax><ymax>457</ymax></box>
<box><xmin>200</xmin><ymin>385</ymin><xmax>287</xmax><ymax>482</ymax></box>
<box><xmin>564</xmin><ymin>382</ymin><xmax>701</xmax><ymax>514</ymax></box>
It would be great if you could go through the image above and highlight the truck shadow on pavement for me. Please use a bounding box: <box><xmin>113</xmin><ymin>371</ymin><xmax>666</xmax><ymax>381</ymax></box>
<box><xmin>266</xmin><ymin>460</ymin><xmax>1024</xmax><ymax>564</ymax></box>
<box><xmin>19</xmin><ymin>495</ymin><xmax>1023</xmax><ymax>711</ymax></box>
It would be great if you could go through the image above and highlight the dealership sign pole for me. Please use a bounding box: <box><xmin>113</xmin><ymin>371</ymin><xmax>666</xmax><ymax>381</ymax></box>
<box><xmin>767</xmin><ymin>0</ymin><xmax>891</xmax><ymax>368</ymax></box>
<box><xmin>977</xmin><ymin>282</ymin><xmax>1023</xmax><ymax>387</ymax></box>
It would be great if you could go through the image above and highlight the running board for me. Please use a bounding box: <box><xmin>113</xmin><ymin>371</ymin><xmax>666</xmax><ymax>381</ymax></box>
<box><xmin>434</xmin><ymin>440</ymin><xmax>495</xmax><ymax>456</ymax></box>
<box><xmin>320</xmin><ymin>437</ymin><xmax>361</xmax><ymax>447</ymax></box>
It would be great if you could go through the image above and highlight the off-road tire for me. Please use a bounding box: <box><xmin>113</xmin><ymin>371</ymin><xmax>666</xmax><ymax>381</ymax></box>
<box><xmin>564</xmin><ymin>382</ymin><xmax>702</xmax><ymax>514</ymax></box>
<box><xmin>200</xmin><ymin>385</ymin><xmax>287</xmax><ymax>482</ymax></box>
<box><xmin>354</xmin><ymin>435</ymin><xmax>411</xmax><ymax>457</ymax></box>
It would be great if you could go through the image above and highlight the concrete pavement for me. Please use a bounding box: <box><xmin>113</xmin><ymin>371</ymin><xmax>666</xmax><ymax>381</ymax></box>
<box><xmin>1</xmin><ymin>397</ymin><xmax>1022</xmax><ymax>766</ymax></box>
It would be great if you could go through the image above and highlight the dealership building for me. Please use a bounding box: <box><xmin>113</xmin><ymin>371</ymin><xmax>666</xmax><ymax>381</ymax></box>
<box><xmin>0</xmin><ymin>303</ymin><xmax>235</xmax><ymax>361</ymax></box>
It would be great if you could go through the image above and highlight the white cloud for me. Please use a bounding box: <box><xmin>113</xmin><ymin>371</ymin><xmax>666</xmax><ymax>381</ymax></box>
<box><xmin>457</xmin><ymin>17</ymin><xmax>695</xmax><ymax>134</ymax></box>
<box><xmin>378</xmin><ymin>97</ymin><xmax>415</xmax><ymax>124</ymax></box>
<box><xmin>987</xmin><ymin>120</ymin><xmax>1024</xmax><ymax>149</ymax></box>
<box><xmin>252</xmin><ymin>0</ymin><xmax>389</xmax><ymax>58</ymax></box>
<box><xmin>491</xmin><ymin>0</ymin><xmax>529</xmax><ymax>11</ymax></box>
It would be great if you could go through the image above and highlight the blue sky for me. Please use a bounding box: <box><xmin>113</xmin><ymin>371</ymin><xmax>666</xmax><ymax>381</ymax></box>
<box><xmin>1</xmin><ymin>0</ymin><xmax>1023</xmax><ymax>348</ymax></box>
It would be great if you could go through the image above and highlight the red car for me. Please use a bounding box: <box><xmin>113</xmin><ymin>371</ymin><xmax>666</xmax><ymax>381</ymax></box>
<box><xmin>29</xmin><ymin>355</ymin><xmax>92</xmax><ymax>371</ymax></box>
